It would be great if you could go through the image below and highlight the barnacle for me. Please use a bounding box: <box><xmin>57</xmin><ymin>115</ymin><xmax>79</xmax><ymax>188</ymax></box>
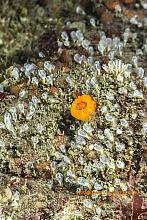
<box><xmin>70</xmin><ymin>95</ymin><xmax>96</xmax><ymax>121</ymax></box>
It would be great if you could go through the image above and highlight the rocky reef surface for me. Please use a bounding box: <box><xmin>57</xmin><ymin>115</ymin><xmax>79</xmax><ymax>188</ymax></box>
<box><xmin>0</xmin><ymin>0</ymin><xmax>147</xmax><ymax>219</ymax></box>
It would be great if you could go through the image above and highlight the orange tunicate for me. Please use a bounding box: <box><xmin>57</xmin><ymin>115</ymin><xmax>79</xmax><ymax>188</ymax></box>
<box><xmin>70</xmin><ymin>95</ymin><xmax>96</xmax><ymax>121</ymax></box>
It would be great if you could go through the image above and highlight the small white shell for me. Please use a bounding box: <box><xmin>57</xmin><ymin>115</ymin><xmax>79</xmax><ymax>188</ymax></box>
<box><xmin>104</xmin><ymin>128</ymin><xmax>114</xmax><ymax>142</ymax></box>
<box><xmin>0</xmin><ymin>139</ymin><xmax>5</xmax><ymax>147</ymax></box>
<box><xmin>12</xmin><ymin>67</ymin><xmax>19</xmax><ymax>81</ymax></box>
<box><xmin>0</xmin><ymin>84</ymin><xmax>4</xmax><ymax>92</ymax></box>
<box><xmin>9</xmin><ymin>107</ymin><xmax>17</xmax><ymax>122</ymax></box>
<box><xmin>83</xmin><ymin>123</ymin><xmax>93</xmax><ymax>134</ymax></box>
<box><xmin>74</xmin><ymin>53</ymin><xmax>82</xmax><ymax>64</ymax></box>
<box><xmin>32</xmin><ymin>77</ymin><xmax>39</xmax><ymax>86</ymax></box>
<box><xmin>20</xmin><ymin>124</ymin><xmax>29</xmax><ymax>134</ymax></box>
<box><xmin>44</xmin><ymin>62</ymin><xmax>55</xmax><ymax>72</ymax></box>
<box><xmin>4</xmin><ymin>111</ymin><xmax>15</xmax><ymax>135</ymax></box>
<box><xmin>116</xmin><ymin>160</ymin><xmax>125</xmax><ymax>169</ymax></box>
<box><xmin>17</xmin><ymin>103</ymin><xmax>25</xmax><ymax>114</ymax></box>
<box><xmin>46</xmin><ymin>75</ymin><xmax>54</xmax><ymax>85</ymax></box>
<box><xmin>38</xmin><ymin>69</ymin><xmax>46</xmax><ymax>81</ymax></box>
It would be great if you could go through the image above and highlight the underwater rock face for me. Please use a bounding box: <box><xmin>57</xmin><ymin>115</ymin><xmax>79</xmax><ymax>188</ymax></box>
<box><xmin>0</xmin><ymin>0</ymin><xmax>146</xmax><ymax>219</ymax></box>
<box><xmin>38</xmin><ymin>30</ymin><xmax>59</xmax><ymax>55</ymax></box>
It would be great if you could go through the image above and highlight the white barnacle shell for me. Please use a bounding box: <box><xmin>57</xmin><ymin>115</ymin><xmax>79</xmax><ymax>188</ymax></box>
<box><xmin>41</xmin><ymin>92</ymin><xmax>48</xmax><ymax>100</ymax></box>
<box><xmin>17</xmin><ymin>103</ymin><xmax>25</xmax><ymax>114</ymax></box>
<box><xmin>4</xmin><ymin>111</ymin><xmax>15</xmax><ymax>135</ymax></box>
<box><xmin>24</xmin><ymin>63</ymin><xmax>36</xmax><ymax>72</ymax></box>
<box><xmin>66</xmin><ymin>76</ymin><xmax>74</xmax><ymax>84</ymax></box>
<box><xmin>104</xmin><ymin>128</ymin><xmax>114</xmax><ymax>142</ymax></box>
<box><xmin>94</xmin><ymin>60</ymin><xmax>101</xmax><ymax>72</ymax></box>
<box><xmin>106</xmin><ymin>92</ymin><xmax>114</xmax><ymax>100</ymax></box>
<box><xmin>67</xmin><ymin>170</ymin><xmax>75</xmax><ymax>179</ymax></box>
<box><xmin>31</xmin><ymin>96</ymin><xmax>40</xmax><ymax>107</ymax></box>
<box><xmin>91</xmin><ymin>76</ymin><xmax>98</xmax><ymax>87</ymax></box>
<box><xmin>31</xmin><ymin>136</ymin><xmax>39</xmax><ymax>147</ymax></box>
<box><xmin>75</xmin><ymin>135</ymin><xmax>86</xmax><ymax>145</ymax></box>
<box><xmin>123</xmin><ymin>28</ymin><xmax>130</xmax><ymax>44</ymax></box>
<box><xmin>133</xmin><ymin>90</ymin><xmax>143</xmax><ymax>98</ymax></box>
<box><xmin>38</xmin><ymin>69</ymin><xmax>46</xmax><ymax>82</ymax></box>
<box><xmin>77</xmin><ymin>177</ymin><xmax>90</xmax><ymax>187</ymax></box>
<box><xmin>70</xmin><ymin>31</ymin><xmax>77</xmax><ymax>42</ymax></box>
<box><xmin>38</xmin><ymin>51</ymin><xmax>45</xmax><ymax>58</ymax></box>
<box><xmin>12</xmin><ymin>67</ymin><xmax>19</xmax><ymax>81</ymax></box>
<box><xmin>132</xmin><ymin>56</ymin><xmax>138</xmax><ymax>68</ymax></box>
<box><xmin>116</xmin><ymin>128</ymin><xmax>122</xmax><ymax>134</ymax></box>
<box><xmin>87</xmin><ymin>56</ymin><xmax>94</xmax><ymax>65</ymax></box>
<box><xmin>44</xmin><ymin>62</ymin><xmax>55</xmax><ymax>72</ymax></box>
<box><xmin>0</xmin><ymin>83</ymin><xmax>4</xmax><ymax>92</ymax></box>
<box><xmin>24</xmin><ymin>63</ymin><xmax>36</xmax><ymax>79</ymax></box>
<box><xmin>116</xmin><ymin>160</ymin><xmax>125</xmax><ymax>169</ymax></box>
<box><xmin>107</xmin><ymin>161</ymin><xmax>115</xmax><ymax>169</ymax></box>
<box><xmin>74</xmin><ymin>54</ymin><xmax>82</xmax><ymax>64</ymax></box>
<box><xmin>115</xmin><ymin>142</ymin><xmax>125</xmax><ymax>152</ymax></box>
<box><xmin>63</xmin><ymin>155</ymin><xmax>70</xmax><ymax>164</ymax></box>
<box><xmin>141</xmin><ymin>121</ymin><xmax>147</xmax><ymax>135</ymax></box>
<box><xmin>19</xmin><ymin>124</ymin><xmax>29</xmax><ymax>134</ymax></box>
<box><xmin>94</xmin><ymin>182</ymin><xmax>103</xmax><ymax>190</ymax></box>
<box><xmin>96</xmin><ymin>207</ymin><xmax>102</xmax><ymax>216</ymax></box>
<box><xmin>9</xmin><ymin>107</ymin><xmax>17</xmax><ymax>122</ymax></box>
<box><xmin>78</xmin><ymin>129</ymin><xmax>90</xmax><ymax>139</ymax></box>
<box><xmin>101</xmin><ymin>106</ymin><xmax>108</xmax><ymax>114</ymax></box>
<box><xmin>76</xmin><ymin>6</ymin><xmax>86</xmax><ymax>15</ymax></box>
<box><xmin>136</xmin><ymin>67</ymin><xmax>144</xmax><ymax>78</ymax></box>
<box><xmin>90</xmin><ymin>18</ymin><xmax>96</xmax><ymax>27</ymax></box>
<box><xmin>83</xmin><ymin>199</ymin><xmax>93</xmax><ymax>209</ymax></box>
<box><xmin>82</xmin><ymin>39</ymin><xmax>90</xmax><ymax>50</ymax></box>
<box><xmin>120</xmin><ymin>182</ymin><xmax>128</xmax><ymax>191</ymax></box>
<box><xmin>141</xmin><ymin>1</ymin><xmax>147</xmax><ymax>9</ymax></box>
<box><xmin>74</xmin><ymin>53</ymin><xmax>82</xmax><ymax>64</ymax></box>
<box><xmin>46</xmin><ymin>74</ymin><xmax>54</xmax><ymax>85</ymax></box>
<box><xmin>98</xmin><ymin>36</ymin><xmax>107</xmax><ymax>54</ymax></box>
<box><xmin>26</xmin><ymin>102</ymin><xmax>36</xmax><ymax>120</ymax></box>
<box><xmin>19</xmin><ymin>89</ymin><xmax>26</xmax><ymax>98</ymax></box>
<box><xmin>61</xmin><ymin>31</ymin><xmax>68</xmax><ymax>41</ymax></box>
<box><xmin>76</xmin><ymin>30</ymin><xmax>84</xmax><ymax>41</ymax></box>
<box><xmin>143</xmin><ymin>77</ymin><xmax>147</xmax><ymax>88</ymax></box>
<box><xmin>117</xmin><ymin>74</ymin><xmax>124</xmax><ymax>82</ymax></box>
<box><xmin>32</xmin><ymin>77</ymin><xmax>39</xmax><ymax>86</ymax></box>
<box><xmin>113</xmin><ymin>37</ymin><xmax>120</xmax><ymax>49</ymax></box>
<box><xmin>88</xmin><ymin>46</ymin><xmax>94</xmax><ymax>55</ymax></box>
<box><xmin>86</xmin><ymin>79</ymin><xmax>93</xmax><ymax>87</ymax></box>
<box><xmin>108</xmin><ymin>51</ymin><xmax>115</xmax><ymax>60</ymax></box>
<box><xmin>100</xmin><ymin>155</ymin><xmax>110</xmax><ymax>165</ymax></box>
<box><xmin>120</xmin><ymin>119</ymin><xmax>129</xmax><ymax>127</ymax></box>
<box><xmin>105</xmin><ymin>113</ymin><xmax>114</xmax><ymax>122</ymax></box>
<box><xmin>118</xmin><ymin>87</ymin><xmax>127</xmax><ymax>94</ymax></box>
<box><xmin>129</xmin><ymin>81</ymin><xmax>137</xmax><ymax>90</ymax></box>
<box><xmin>93</xmin><ymin>143</ymin><xmax>103</xmax><ymax>152</ymax></box>
<box><xmin>63</xmin><ymin>40</ymin><xmax>70</xmax><ymax>47</ymax></box>
<box><xmin>55</xmin><ymin>173</ymin><xmax>63</xmax><ymax>185</ymax></box>
<box><xmin>124</xmin><ymin>64</ymin><xmax>132</xmax><ymax>78</ymax></box>
<box><xmin>0</xmin><ymin>139</ymin><xmax>5</xmax><ymax>147</ymax></box>
<box><xmin>83</xmin><ymin>123</ymin><xmax>94</xmax><ymax>134</ymax></box>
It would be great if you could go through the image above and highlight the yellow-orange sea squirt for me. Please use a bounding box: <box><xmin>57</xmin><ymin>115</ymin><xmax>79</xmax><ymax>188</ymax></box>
<box><xmin>70</xmin><ymin>95</ymin><xmax>97</xmax><ymax>121</ymax></box>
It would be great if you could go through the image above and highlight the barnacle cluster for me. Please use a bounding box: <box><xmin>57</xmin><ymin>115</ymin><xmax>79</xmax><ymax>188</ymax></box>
<box><xmin>0</xmin><ymin>0</ymin><xmax>147</xmax><ymax>219</ymax></box>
